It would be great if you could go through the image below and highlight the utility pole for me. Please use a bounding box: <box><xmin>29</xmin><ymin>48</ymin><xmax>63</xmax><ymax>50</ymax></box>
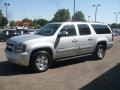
<box><xmin>4</xmin><ymin>3</ymin><xmax>10</xmax><ymax>29</ymax></box>
<box><xmin>92</xmin><ymin>4</ymin><xmax>100</xmax><ymax>22</ymax></box>
<box><xmin>114</xmin><ymin>12</ymin><xmax>120</xmax><ymax>24</ymax></box>
<box><xmin>73</xmin><ymin>0</ymin><xmax>76</xmax><ymax>21</ymax></box>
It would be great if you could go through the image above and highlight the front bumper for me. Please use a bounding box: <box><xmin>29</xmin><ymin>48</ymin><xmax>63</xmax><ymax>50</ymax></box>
<box><xmin>5</xmin><ymin>50</ymin><xmax>30</xmax><ymax>66</ymax></box>
<box><xmin>107</xmin><ymin>42</ymin><xmax>113</xmax><ymax>49</ymax></box>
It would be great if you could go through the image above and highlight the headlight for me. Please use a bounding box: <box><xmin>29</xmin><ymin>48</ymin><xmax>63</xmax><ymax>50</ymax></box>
<box><xmin>14</xmin><ymin>44</ymin><xmax>26</xmax><ymax>53</ymax></box>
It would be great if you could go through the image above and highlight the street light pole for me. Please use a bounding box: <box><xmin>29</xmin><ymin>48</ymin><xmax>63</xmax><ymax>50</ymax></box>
<box><xmin>73</xmin><ymin>0</ymin><xmax>76</xmax><ymax>21</ymax></box>
<box><xmin>92</xmin><ymin>4</ymin><xmax>100</xmax><ymax>22</ymax></box>
<box><xmin>74</xmin><ymin>0</ymin><xmax>75</xmax><ymax>15</ymax></box>
<box><xmin>4</xmin><ymin>3</ymin><xmax>10</xmax><ymax>29</ymax></box>
<box><xmin>114</xmin><ymin>12</ymin><xmax>120</xmax><ymax>24</ymax></box>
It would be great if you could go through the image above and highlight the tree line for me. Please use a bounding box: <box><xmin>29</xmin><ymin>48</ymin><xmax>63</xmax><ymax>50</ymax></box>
<box><xmin>109</xmin><ymin>23</ymin><xmax>120</xmax><ymax>29</ymax></box>
<box><xmin>10</xmin><ymin>9</ymin><xmax>86</xmax><ymax>29</ymax></box>
<box><xmin>0</xmin><ymin>9</ymin><xmax>86</xmax><ymax>29</ymax></box>
<box><xmin>0</xmin><ymin>8</ymin><xmax>120</xmax><ymax>29</ymax></box>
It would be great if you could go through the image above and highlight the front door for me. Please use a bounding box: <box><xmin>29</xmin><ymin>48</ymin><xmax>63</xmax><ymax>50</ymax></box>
<box><xmin>55</xmin><ymin>24</ymin><xmax>79</xmax><ymax>59</ymax></box>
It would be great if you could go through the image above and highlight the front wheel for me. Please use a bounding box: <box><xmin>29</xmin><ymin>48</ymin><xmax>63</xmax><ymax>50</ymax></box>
<box><xmin>30</xmin><ymin>51</ymin><xmax>52</xmax><ymax>72</ymax></box>
<box><xmin>94</xmin><ymin>45</ymin><xmax>106</xmax><ymax>60</ymax></box>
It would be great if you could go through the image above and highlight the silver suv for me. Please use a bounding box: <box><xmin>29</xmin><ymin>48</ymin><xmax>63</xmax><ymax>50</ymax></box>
<box><xmin>5</xmin><ymin>22</ymin><xmax>113</xmax><ymax>72</ymax></box>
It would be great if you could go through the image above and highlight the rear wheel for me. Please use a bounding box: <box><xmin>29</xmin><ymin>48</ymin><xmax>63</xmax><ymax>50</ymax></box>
<box><xmin>94</xmin><ymin>45</ymin><xmax>106</xmax><ymax>60</ymax></box>
<box><xmin>30</xmin><ymin>51</ymin><xmax>52</xmax><ymax>72</ymax></box>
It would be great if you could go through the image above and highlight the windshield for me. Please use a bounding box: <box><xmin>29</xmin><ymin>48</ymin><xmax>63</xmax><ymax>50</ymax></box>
<box><xmin>35</xmin><ymin>24</ymin><xmax>61</xmax><ymax>36</ymax></box>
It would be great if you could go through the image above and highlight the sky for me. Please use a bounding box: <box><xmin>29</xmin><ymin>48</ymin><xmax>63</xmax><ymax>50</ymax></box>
<box><xmin>0</xmin><ymin>0</ymin><xmax>120</xmax><ymax>24</ymax></box>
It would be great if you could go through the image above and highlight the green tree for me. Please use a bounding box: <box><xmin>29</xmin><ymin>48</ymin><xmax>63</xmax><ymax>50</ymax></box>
<box><xmin>30</xmin><ymin>19</ymin><xmax>38</xmax><ymax>28</ymax></box>
<box><xmin>22</xmin><ymin>18</ymin><xmax>32</xmax><ymax>27</ymax></box>
<box><xmin>9</xmin><ymin>21</ymin><xmax>16</xmax><ymax>29</ymax></box>
<box><xmin>51</xmin><ymin>9</ymin><xmax>70</xmax><ymax>22</ymax></box>
<box><xmin>22</xmin><ymin>18</ymin><xmax>32</xmax><ymax>23</ymax></box>
<box><xmin>0</xmin><ymin>10</ymin><xmax>8</xmax><ymax>27</ymax></box>
<box><xmin>0</xmin><ymin>16</ymin><xmax>8</xmax><ymax>26</ymax></box>
<box><xmin>10</xmin><ymin>21</ymin><xmax>16</xmax><ymax>26</ymax></box>
<box><xmin>72</xmin><ymin>11</ymin><xmax>85</xmax><ymax>21</ymax></box>
<box><xmin>29</xmin><ymin>19</ymin><xmax>48</xmax><ymax>29</ymax></box>
<box><xmin>117</xmin><ymin>24</ymin><xmax>120</xmax><ymax>28</ymax></box>
<box><xmin>37</xmin><ymin>19</ymin><xmax>48</xmax><ymax>26</ymax></box>
<box><xmin>111</xmin><ymin>23</ymin><xmax>117</xmax><ymax>28</ymax></box>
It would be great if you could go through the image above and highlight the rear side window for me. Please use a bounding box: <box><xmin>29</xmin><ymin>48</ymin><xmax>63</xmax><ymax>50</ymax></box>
<box><xmin>92</xmin><ymin>24</ymin><xmax>111</xmax><ymax>34</ymax></box>
<box><xmin>78</xmin><ymin>24</ymin><xmax>91</xmax><ymax>35</ymax></box>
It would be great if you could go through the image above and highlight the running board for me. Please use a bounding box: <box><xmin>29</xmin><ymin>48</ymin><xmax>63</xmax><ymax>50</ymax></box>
<box><xmin>55</xmin><ymin>54</ymin><xmax>92</xmax><ymax>61</ymax></box>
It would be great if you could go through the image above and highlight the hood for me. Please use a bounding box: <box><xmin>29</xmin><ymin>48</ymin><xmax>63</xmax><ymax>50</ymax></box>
<box><xmin>8</xmin><ymin>34</ymin><xmax>45</xmax><ymax>44</ymax></box>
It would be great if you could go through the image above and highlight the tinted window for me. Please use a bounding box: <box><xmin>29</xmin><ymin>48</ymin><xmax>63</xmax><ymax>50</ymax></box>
<box><xmin>92</xmin><ymin>24</ymin><xmax>111</xmax><ymax>34</ymax></box>
<box><xmin>78</xmin><ymin>24</ymin><xmax>91</xmax><ymax>35</ymax></box>
<box><xmin>61</xmin><ymin>25</ymin><xmax>76</xmax><ymax>36</ymax></box>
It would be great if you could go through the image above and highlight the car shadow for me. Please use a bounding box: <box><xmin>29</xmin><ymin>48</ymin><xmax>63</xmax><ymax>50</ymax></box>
<box><xmin>0</xmin><ymin>55</ymin><xmax>97</xmax><ymax>76</ymax></box>
<box><xmin>80</xmin><ymin>63</ymin><xmax>120</xmax><ymax>90</ymax></box>
<box><xmin>0</xmin><ymin>61</ymin><xmax>33</xmax><ymax>76</ymax></box>
<box><xmin>50</xmin><ymin>55</ymin><xmax>97</xmax><ymax>69</ymax></box>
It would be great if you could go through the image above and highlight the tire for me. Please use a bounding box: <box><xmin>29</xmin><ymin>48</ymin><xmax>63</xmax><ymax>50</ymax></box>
<box><xmin>94</xmin><ymin>45</ymin><xmax>106</xmax><ymax>60</ymax></box>
<box><xmin>30</xmin><ymin>51</ymin><xmax>52</xmax><ymax>72</ymax></box>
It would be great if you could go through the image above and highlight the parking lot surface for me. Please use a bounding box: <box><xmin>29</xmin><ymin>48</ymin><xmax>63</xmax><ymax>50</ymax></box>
<box><xmin>0</xmin><ymin>36</ymin><xmax>120</xmax><ymax>90</ymax></box>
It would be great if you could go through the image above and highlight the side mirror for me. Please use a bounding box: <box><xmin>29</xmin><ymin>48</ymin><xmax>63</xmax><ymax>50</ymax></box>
<box><xmin>58</xmin><ymin>31</ymin><xmax>69</xmax><ymax>37</ymax></box>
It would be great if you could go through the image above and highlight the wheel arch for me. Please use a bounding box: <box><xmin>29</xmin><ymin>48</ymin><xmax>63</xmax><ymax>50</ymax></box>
<box><xmin>30</xmin><ymin>47</ymin><xmax>53</xmax><ymax>65</ymax></box>
<box><xmin>96</xmin><ymin>41</ymin><xmax>107</xmax><ymax>50</ymax></box>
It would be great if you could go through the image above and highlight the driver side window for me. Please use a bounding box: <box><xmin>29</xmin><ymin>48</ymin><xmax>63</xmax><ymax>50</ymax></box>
<box><xmin>60</xmin><ymin>25</ymin><xmax>76</xmax><ymax>36</ymax></box>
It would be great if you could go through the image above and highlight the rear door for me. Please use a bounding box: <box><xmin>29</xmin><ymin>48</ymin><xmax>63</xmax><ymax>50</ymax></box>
<box><xmin>77</xmin><ymin>24</ymin><xmax>95</xmax><ymax>54</ymax></box>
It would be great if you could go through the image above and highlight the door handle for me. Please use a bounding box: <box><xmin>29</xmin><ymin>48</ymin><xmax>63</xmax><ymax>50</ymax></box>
<box><xmin>88</xmin><ymin>38</ymin><xmax>93</xmax><ymax>41</ymax></box>
<box><xmin>72</xmin><ymin>39</ymin><xmax>78</xmax><ymax>43</ymax></box>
